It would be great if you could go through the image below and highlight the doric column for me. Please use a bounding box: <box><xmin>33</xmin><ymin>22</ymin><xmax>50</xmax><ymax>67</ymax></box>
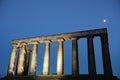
<box><xmin>72</xmin><ymin>37</ymin><xmax>79</xmax><ymax>75</ymax></box>
<box><xmin>16</xmin><ymin>43</ymin><xmax>26</xmax><ymax>75</ymax></box>
<box><xmin>24</xmin><ymin>45</ymin><xmax>30</xmax><ymax>75</ymax></box>
<box><xmin>42</xmin><ymin>40</ymin><xmax>51</xmax><ymax>75</ymax></box>
<box><xmin>100</xmin><ymin>34</ymin><xmax>113</xmax><ymax>75</ymax></box>
<box><xmin>7</xmin><ymin>43</ymin><xmax>18</xmax><ymax>76</ymax></box>
<box><xmin>56</xmin><ymin>38</ymin><xmax>64</xmax><ymax>75</ymax></box>
<box><xmin>87</xmin><ymin>36</ymin><xmax>96</xmax><ymax>75</ymax></box>
<box><xmin>30</xmin><ymin>41</ymin><xmax>39</xmax><ymax>75</ymax></box>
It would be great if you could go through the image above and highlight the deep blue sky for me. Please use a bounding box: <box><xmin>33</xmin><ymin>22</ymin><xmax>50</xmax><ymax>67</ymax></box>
<box><xmin>0</xmin><ymin>0</ymin><xmax>120</xmax><ymax>78</ymax></box>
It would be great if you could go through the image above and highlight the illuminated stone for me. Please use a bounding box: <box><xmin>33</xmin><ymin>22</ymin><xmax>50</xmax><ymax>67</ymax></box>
<box><xmin>7</xmin><ymin>44</ymin><xmax>18</xmax><ymax>76</ymax></box>
<box><xmin>4</xmin><ymin>28</ymin><xmax>117</xmax><ymax>80</ymax></box>
<box><xmin>43</xmin><ymin>40</ymin><xmax>51</xmax><ymax>75</ymax></box>
<box><xmin>16</xmin><ymin>43</ymin><xmax>26</xmax><ymax>75</ymax></box>
<box><xmin>56</xmin><ymin>38</ymin><xmax>64</xmax><ymax>75</ymax></box>
<box><xmin>29</xmin><ymin>41</ymin><xmax>39</xmax><ymax>75</ymax></box>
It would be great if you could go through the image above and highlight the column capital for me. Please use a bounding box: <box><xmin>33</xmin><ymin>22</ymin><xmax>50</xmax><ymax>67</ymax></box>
<box><xmin>71</xmin><ymin>37</ymin><xmax>78</xmax><ymax>40</ymax></box>
<box><xmin>31</xmin><ymin>41</ymin><xmax>39</xmax><ymax>45</ymax></box>
<box><xmin>18</xmin><ymin>42</ymin><xmax>27</xmax><ymax>48</ymax></box>
<box><xmin>25</xmin><ymin>45</ymin><xmax>31</xmax><ymax>53</ymax></box>
<box><xmin>57</xmin><ymin>38</ymin><xmax>64</xmax><ymax>42</ymax></box>
<box><xmin>87</xmin><ymin>35</ymin><xmax>94</xmax><ymax>38</ymax></box>
<box><xmin>99</xmin><ymin>33</ymin><xmax>107</xmax><ymax>37</ymax></box>
<box><xmin>21</xmin><ymin>42</ymin><xmax>27</xmax><ymax>45</ymax></box>
<box><xmin>44</xmin><ymin>39</ymin><xmax>51</xmax><ymax>43</ymax></box>
<box><xmin>12</xmin><ymin>43</ymin><xmax>19</xmax><ymax>47</ymax></box>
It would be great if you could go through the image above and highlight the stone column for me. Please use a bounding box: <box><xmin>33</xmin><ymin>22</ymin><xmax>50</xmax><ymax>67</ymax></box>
<box><xmin>24</xmin><ymin>45</ymin><xmax>30</xmax><ymax>75</ymax></box>
<box><xmin>30</xmin><ymin>42</ymin><xmax>38</xmax><ymax>75</ymax></box>
<box><xmin>16</xmin><ymin>43</ymin><xmax>26</xmax><ymax>75</ymax></box>
<box><xmin>57</xmin><ymin>38</ymin><xmax>64</xmax><ymax>75</ymax></box>
<box><xmin>100</xmin><ymin>34</ymin><xmax>113</xmax><ymax>75</ymax></box>
<box><xmin>42</xmin><ymin>40</ymin><xmax>50</xmax><ymax>75</ymax></box>
<box><xmin>7</xmin><ymin>43</ymin><xmax>18</xmax><ymax>76</ymax></box>
<box><xmin>72</xmin><ymin>37</ymin><xmax>79</xmax><ymax>75</ymax></box>
<box><xmin>87</xmin><ymin>36</ymin><xmax>96</xmax><ymax>75</ymax></box>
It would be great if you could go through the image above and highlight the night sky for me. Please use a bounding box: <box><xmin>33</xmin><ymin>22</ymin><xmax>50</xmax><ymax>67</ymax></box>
<box><xmin>0</xmin><ymin>0</ymin><xmax>120</xmax><ymax>78</ymax></box>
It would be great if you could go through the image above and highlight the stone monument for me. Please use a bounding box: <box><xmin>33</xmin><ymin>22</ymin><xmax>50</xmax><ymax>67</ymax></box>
<box><xmin>1</xmin><ymin>28</ymin><xmax>119</xmax><ymax>80</ymax></box>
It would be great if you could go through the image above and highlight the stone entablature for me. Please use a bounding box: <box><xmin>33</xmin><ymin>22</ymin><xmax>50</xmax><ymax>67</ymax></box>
<box><xmin>12</xmin><ymin>28</ymin><xmax>107</xmax><ymax>44</ymax></box>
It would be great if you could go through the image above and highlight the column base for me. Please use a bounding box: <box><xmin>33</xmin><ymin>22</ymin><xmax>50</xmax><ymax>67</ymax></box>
<box><xmin>1</xmin><ymin>74</ymin><xmax>119</xmax><ymax>80</ymax></box>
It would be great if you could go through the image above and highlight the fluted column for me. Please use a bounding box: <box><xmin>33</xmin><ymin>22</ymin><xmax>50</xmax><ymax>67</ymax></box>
<box><xmin>16</xmin><ymin>43</ymin><xmax>26</xmax><ymax>75</ymax></box>
<box><xmin>72</xmin><ymin>37</ymin><xmax>79</xmax><ymax>75</ymax></box>
<box><xmin>43</xmin><ymin>40</ymin><xmax>51</xmax><ymax>75</ymax></box>
<box><xmin>100</xmin><ymin>34</ymin><xmax>113</xmax><ymax>75</ymax></box>
<box><xmin>30</xmin><ymin>42</ymin><xmax>38</xmax><ymax>75</ymax></box>
<box><xmin>24</xmin><ymin>45</ymin><xmax>30</xmax><ymax>75</ymax></box>
<box><xmin>7</xmin><ymin>43</ymin><xmax>18</xmax><ymax>76</ymax></box>
<box><xmin>57</xmin><ymin>38</ymin><xmax>64</xmax><ymax>75</ymax></box>
<box><xmin>87</xmin><ymin>36</ymin><xmax>96</xmax><ymax>75</ymax></box>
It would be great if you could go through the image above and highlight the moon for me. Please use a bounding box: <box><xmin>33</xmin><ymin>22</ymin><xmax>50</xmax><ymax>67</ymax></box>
<box><xmin>103</xmin><ymin>19</ymin><xmax>107</xmax><ymax>22</ymax></box>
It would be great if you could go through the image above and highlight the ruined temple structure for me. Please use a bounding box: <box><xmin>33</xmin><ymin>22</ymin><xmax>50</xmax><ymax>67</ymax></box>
<box><xmin>1</xmin><ymin>28</ymin><xmax>120</xmax><ymax>80</ymax></box>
